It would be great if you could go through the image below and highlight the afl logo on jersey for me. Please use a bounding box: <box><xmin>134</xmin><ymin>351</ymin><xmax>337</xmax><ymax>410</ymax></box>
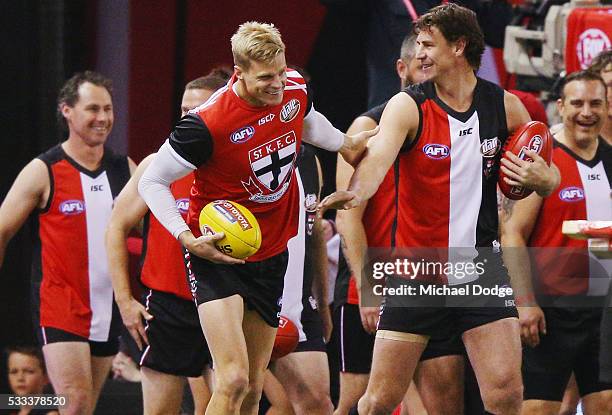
<box><xmin>423</xmin><ymin>144</ymin><xmax>450</xmax><ymax>160</ymax></box>
<box><xmin>559</xmin><ymin>186</ymin><xmax>585</xmax><ymax>202</ymax></box>
<box><xmin>480</xmin><ymin>137</ymin><xmax>500</xmax><ymax>158</ymax></box>
<box><xmin>176</xmin><ymin>198</ymin><xmax>189</xmax><ymax>215</ymax></box>
<box><xmin>59</xmin><ymin>200</ymin><xmax>85</xmax><ymax>215</ymax></box>
<box><xmin>230</xmin><ymin>126</ymin><xmax>255</xmax><ymax>144</ymax></box>
<box><xmin>280</xmin><ymin>99</ymin><xmax>300</xmax><ymax>123</ymax></box>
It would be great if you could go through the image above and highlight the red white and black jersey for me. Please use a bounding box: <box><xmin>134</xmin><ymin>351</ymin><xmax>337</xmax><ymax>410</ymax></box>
<box><xmin>168</xmin><ymin>69</ymin><xmax>312</xmax><ymax>262</ymax></box>
<box><xmin>347</xmin><ymin>102</ymin><xmax>397</xmax><ymax>305</ymax></box>
<box><xmin>397</xmin><ymin>79</ymin><xmax>508</xmax><ymax>249</ymax></box>
<box><xmin>529</xmin><ymin>139</ymin><xmax>611</xmax><ymax>296</ymax></box>
<box><xmin>140</xmin><ymin>174</ymin><xmax>194</xmax><ymax>301</ymax></box>
<box><xmin>33</xmin><ymin>145</ymin><xmax>130</xmax><ymax>341</ymax></box>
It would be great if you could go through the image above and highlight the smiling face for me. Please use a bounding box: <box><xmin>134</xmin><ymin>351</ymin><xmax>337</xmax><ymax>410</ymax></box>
<box><xmin>235</xmin><ymin>53</ymin><xmax>287</xmax><ymax>107</ymax></box>
<box><xmin>61</xmin><ymin>82</ymin><xmax>113</xmax><ymax>147</ymax></box>
<box><xmin>415</xmin><ymin>27</ymin><xmax>463</xmax><ymax>81</ymax></box>
<box><xmin>8</xmin><ymin>352</ymin><xmax>48</xmax><ymax>396</ymax></box>
<box><xmin>558</xmin><ymin>79</ymin><xmax>608</xmax><ymax>146</ymax></box>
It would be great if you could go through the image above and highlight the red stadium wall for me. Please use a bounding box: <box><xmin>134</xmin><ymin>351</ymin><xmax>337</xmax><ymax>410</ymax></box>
<box><xmin>128</xmin><ymin>1</ymin><xmax>326</xmax><ymax>162</ymax></box>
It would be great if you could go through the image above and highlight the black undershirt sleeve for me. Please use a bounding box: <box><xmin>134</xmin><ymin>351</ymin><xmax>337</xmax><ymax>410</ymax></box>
<box><xmin>168</xmin><ymin>114</ymin><xmax>213</xmax><ymax>168</ymax></box>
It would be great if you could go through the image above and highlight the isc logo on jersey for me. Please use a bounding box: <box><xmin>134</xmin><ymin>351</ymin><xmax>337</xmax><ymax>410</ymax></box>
<box><xmin>423</xmin><ymin>144</ymin><xmax>450</xmax><ymax>160</ymax></box>
<box><xmin>176</xmin><ymin>198</ymin><xmax>189</xmax><ymax>215</ymax></box>
<box><xmin>59</xmin><ymin>200</ymin><xmax>85</xmax><ymax>215</ymax></box>
<box><xmin>280</xmin><ymin>99</ymin><xmax>300</xmax><ymax>123</ymax></box>
<box><xmin>230</xmin><ymin>126</ymin><xmax>255</xmax><ymax>144</ymax></box>
<box><xmin>559</xmin><ymin>186</ymin><xmax>585</xmax><ymax>202</ymax></box>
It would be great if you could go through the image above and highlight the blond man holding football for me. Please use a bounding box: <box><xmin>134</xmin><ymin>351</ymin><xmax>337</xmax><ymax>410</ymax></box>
<box><xmin>320</xmin><ymin>4</ymin><xmax>559</xmax><ymax>415</ymax></box>
<box><xmin>138</xmin><ymin>22</ymin><xmax>375</xmax><ymax>415</ymax></box>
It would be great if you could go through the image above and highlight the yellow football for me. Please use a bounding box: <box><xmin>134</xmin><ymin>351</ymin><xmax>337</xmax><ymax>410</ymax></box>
<box><xmin>198</xmin><ymin>200</ymin><xmax>262</xmax><ymax>259</ymax></box>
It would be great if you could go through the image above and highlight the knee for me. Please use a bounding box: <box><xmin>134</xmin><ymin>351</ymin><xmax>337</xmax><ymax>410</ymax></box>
<box><xmin>481</xmin><ymin>380</ymin><xmax>523</xmax><ymax>415</ymax></box>
<box><xmin>214</xmin><ymin>365</ymin><xmax>250</xmax><ymax>401</ymax></box>
<box><xmin>62</xmin><ymin>387</ymin><xmax>93</xmax><ymax>415</ymax></box>
<box><xmin>358</xmin><ymin>393</ymin><xmax>399</xmax><ymax>415</ymax></box>
<box><xmin>296</xmin><ymin>386</ymin><xmax>334</xmax><ymax>413</ymax></box>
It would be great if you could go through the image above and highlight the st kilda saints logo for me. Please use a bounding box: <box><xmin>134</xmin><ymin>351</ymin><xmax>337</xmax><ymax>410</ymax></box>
<box><xmin>242</xmin><ymin>131</ymin><xmax>297</xmax><ymax>203</ymax></box>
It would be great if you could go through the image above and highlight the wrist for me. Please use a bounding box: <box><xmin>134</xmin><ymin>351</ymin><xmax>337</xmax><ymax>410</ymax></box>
<box><xmin>178</xmin><ymin>230</ymin><xmax>195</xmax><ymax>247</ymax></box>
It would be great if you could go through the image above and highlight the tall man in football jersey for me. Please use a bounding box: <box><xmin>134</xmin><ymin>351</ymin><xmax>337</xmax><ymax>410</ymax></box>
<box><xmin>106</xmin><ymin>70</ymin><xmax>230</xmax><ymax>415</ymax></box>
<box><xmin>501</xmin><ymin>71</ymin><xmax>612</xmax><ymax>415</ymax></box>
<box><xmin>138</xmin><ymin>22</ymin><xmax>376</xmax><ymax>415</ymax></box>
<box><xmin>0</xmin><ymin>71</ymin><xmax>135</xmax><ymax>415</ymax></box>
<box><xmin>335</xmin><ymin>33</ymin><xmax>464</xmax><ymax>415</ymax></box>
<box><xmin>321</xmin><ymin>4</ymin><xmax>559</xmax><ymax>415</ymax></box>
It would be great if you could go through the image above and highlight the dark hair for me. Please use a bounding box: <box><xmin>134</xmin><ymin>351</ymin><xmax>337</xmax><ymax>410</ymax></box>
<box><xmin>6</xmin><ymin>346</ymin><xmax>46</xmax><ymax>373</ymax></box>
<box><xmin>56</xmin><ymin>71</ymin><xmax>113</xmax><ymax>130</ymax></box>
<box><xmin>186</xmin><ymin>66</ymin><xmax>233</xmax><ymax>91</ymax></box>
<box><xmin>588</xmin><ymin>49</ymin><xmax>612</xmax><ymax>74</ymax></box>
<box><xmin>560</xmin><ymin>70</ymin><xmax>607</xmax><ymax>101</ymax></box>
<box><xmin>415</xmin><ymin>3</ymin><xmax>485</xmax><ymax>70</ymax></box>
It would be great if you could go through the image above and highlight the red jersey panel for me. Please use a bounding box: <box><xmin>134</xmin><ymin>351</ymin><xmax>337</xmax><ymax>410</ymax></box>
<box><xmin>185</xmin><ymin>70</ymin><xmax>308</xmax><ymax>261</ymax></box>
<box><xmin>35</xmin><ymin>145</ymin><xmax>130</xmax><ymax>340</ymax></box>
<box><xmin>528</xmin><ymin>140</ymin><xmax>611</xmax><ymax>296</ymax></box>
<box><xmin>141</xmin><ymin>174</ymin><xmax>194</xmax><ymax>301</ymax></box>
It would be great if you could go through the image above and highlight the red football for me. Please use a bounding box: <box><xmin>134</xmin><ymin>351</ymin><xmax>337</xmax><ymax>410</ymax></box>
<box><xmin>498</xmin><ymin>121</ymin><xmax>553</xmax><ymax>200</ymax></box>
<box><xmin>271</xmin><ymin>316</ymin><xmax>299</xmax><ymax>360</ymax></box>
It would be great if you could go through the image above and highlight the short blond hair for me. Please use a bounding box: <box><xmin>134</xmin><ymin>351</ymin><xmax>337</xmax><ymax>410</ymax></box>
<box><xmin>231</xmin><ymin>22</ymin><xmax>285</xmax><ymax>69</ymax></box>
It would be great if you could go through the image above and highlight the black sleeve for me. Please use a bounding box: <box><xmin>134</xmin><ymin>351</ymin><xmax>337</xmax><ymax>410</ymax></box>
<box><xmin>168</xmin><ymin>114</ymin><xmax>213</xmax><ymax>168</ymax></box>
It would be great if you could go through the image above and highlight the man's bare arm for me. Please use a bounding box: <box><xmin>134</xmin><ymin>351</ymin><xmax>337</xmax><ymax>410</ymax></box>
<box><xmin>106</xmin><ymin>154</ymin><xmax>154</xmax><ymax>350</ymax></box>
<box><xmin>500</xmin><ymin>191</ymin><xmax>546</xmax><ymax>347</ymax></box>
<box><xmin>0</xmin><ymin>159</ymin><xmax>49</xmax><ymax>267</ymax></box>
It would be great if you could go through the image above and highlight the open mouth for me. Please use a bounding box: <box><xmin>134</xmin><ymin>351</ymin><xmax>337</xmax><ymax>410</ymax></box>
<box><xmin>421</xmin><ymin>63</ymin><xmax>433</xmax><ymax>71</ymax></box>
<box><xmin>575</xmin><ymin>119</ymin><xmax>597</xmax><ymax>128</ymax></box>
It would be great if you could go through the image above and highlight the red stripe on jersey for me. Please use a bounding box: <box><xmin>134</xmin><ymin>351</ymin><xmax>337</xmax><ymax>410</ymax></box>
<box><xmin>39</xmin><ymin>160</ymin><xmax>91</xmax><ymax>338</ymax></box>
<box><xmin>141</xmin><ymin>174</ymin><xmax>193</xmax><ymax>300</ymax></box>
<box><xmin>529</xmin><ymin>145</ymin><xmax>594</xmax><ymax>295</ymax></box>
<box><xmin>187</xmin><ymin>70</ymin><xmax>307</xmax><ymax>261</ymax></box>
<box><xmin>397</xmin><ymin>99</ymin><xmax>451</xmax><ymax>248</ymax></box>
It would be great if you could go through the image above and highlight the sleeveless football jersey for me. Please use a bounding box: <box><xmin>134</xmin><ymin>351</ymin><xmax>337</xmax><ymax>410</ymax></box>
<box><xmin>347</xmin><ymin>102</ymin><xmax>397</xmax><ymax>305</ymax></box>
<box><xmin>397</xmin><ymin>78</ymin><xmax>508</xmax><ymax>248</ymax></box>
<box><xmin>280</xmin><ymin>144</ymin><xmax>320</xmax><ymax>340</ymax></box>
<box><xmin>396</xmin><ymin>79</ymin><xmax>508</xmax><ymax>284</ymax></box>
<box><xmin>168</xmin><ymin>69</ymin><xmax>311</xmax><ymax>262</ymax></box>
<box><xmin>528</xmin><ymin>139</ymin><xmax>611</xmax><ymax>296</ymax></box>
<box><xmin>140</xmin><ymin>174</ymin><xmax>194</xmax><ymax>301</ymax></box>
<box><xmin>34</xmin><ymin>145</ymin><xmax>130</xmax><ymax>341</ymax></box>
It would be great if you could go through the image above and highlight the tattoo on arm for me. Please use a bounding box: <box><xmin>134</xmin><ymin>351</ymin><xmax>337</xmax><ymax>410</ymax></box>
<box><xmin>501</xmin><ymin>197</ymin><xmax>516</xmax><ymax>221</ymax></box>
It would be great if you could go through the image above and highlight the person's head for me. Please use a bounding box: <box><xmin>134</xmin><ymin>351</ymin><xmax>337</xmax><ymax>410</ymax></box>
<box><xmin>396</xmin><ymin>34</ymin><xmax>426</xmax><ymax>88</ymax></box>
<box><xmin>181</xmin><ymin>67</ymin><xmax>232</xmax><ymax>116</ymax></box>
<box><xmin>7</xmin><ymin>346</ymin><xmax>49</xmax><ymax>396</ymax></box>
<box><xmin>57</xmin><ymin>71</ymin><xmax>114</xmax><ymax>146</ymax></box>
<box><xmin>588</xmin><ymin>49</ymin><xmax>612</xmax><ymax>123</ymax></box>
<box><xmin>557</xmin><ymin>70</ymin><xmax>608</xmax><ymax>146</ymax></box>
<box><xmin>231</xmin><ymin>21</ymin><xmax>287</xmax><ymax>106</ymax></box>
<box><xmin>414</xmin><ymin>4</ymin><xmax>485</xmax><ymax>78</ymax></box>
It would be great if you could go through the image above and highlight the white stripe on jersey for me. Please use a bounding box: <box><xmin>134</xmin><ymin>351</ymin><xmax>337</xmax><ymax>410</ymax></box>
<box><xmin>577</xmin><ymin>160</ymin><xmax>612</xmax><ymax>295</ymax></box>
<box><xmin>81</xmin><ymin>171</ymin><xmax>115</xmax><ymax>341</ymax></box>
<box><xmin>286</xmin><ymin>70</ymin><xmax>302</xmax><ymax>78</ymax></box>
<box><xmin>280</xmin><ymin>168</ymin><xmax>307</xmax><ymax>342</ymax></box>
<box><xmin>284</xmin><ymin>84</ymin><xmax>307</xmax><ymax>93</ymax></box>
<box><xmin>447</xmin><ymin>112</ymin><xmax>481</xmax><ymax>285</ymax></box>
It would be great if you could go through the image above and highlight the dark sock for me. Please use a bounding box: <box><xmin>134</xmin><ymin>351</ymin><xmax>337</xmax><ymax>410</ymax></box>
<box><xmin>484</xmin><ymin>411</ymin><xmax>498</xmax><ymax>415</ymax></box>
<box><xmin>348</xmin><ymin>405</ymin><xmax>359</xmax><ymax>415</ymax></box>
